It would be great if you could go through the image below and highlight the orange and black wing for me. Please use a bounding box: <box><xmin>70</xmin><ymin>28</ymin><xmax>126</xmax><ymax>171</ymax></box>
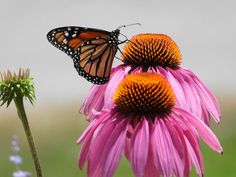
<box><xmin>73</xmin><ymin>33</ymin><xmax>119</xmax><ymax>84</ymax></box>
<box><xmin>47</xmin><ymin>26</ymin><xmax>120</xmax><ymax>84</ymax></box>
<box><xmin>47</xmin><ymin>26</ymin><xmax>110</xmax><ymax>57</ymax></box>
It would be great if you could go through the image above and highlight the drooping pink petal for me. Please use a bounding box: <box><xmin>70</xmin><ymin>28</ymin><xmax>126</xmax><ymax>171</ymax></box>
<box><xmin>176</xmin><ymin>68</ymin><xmax>221</xmax><ymax>123</ymax></box>
<box><xmin>151</xmin><ymin>118</ymin><xmax>175</xmax><ymax>177</ymax></box>
<box><xmin>193</xmin><ymin>80</ymin><xmax>220</xmax><ymax>123</ymax></box>
<box><xmin>124</xmin><ymin>115</ymin><xmax>140</xmax><ymax>161</ymax></box>
<box><xmin>78</xmin><ymin>135</ymin><xmax>92</xmax><ymax>170</ymax></box>
<box><xmin>201</xmin><ymin>104</ymin><xmax>211</xmax><ymax>125</ymax></box>
<box><xmin>173</xmin><ymin>124</ymin><xmax>191</xmax><ymax>177</ymax></box>
<box><xmin>130</xmin><ymin>118</ymin><xmax>149</xmax><ymax>177</ymax></box>
<box><xmin>184</xmin><ymin>129</ymin><xmax>204</xmax><ymax>177</ymax></box>
<box><xmin>172</xmin><ymin>148</ymin><xmax>184</xmax><ymax>177</ymax></box>
<box><xmin>179</xmin><ymin>68</ymin><xmax>220</xmax><ymax>115</ymax></box>
<box><xmin>103</xmin><ymin>118</ymin><xmax>128</xmax><ymax>177</ymax></box>
<box><xmin>77</xmin><ymin>114</ymin><xmax>106</xmax><ymax>144</ymax></box>
<box><xmin>165</xmin><ymin>67</ymin><xmax>220</xmax><ymax>124</ymax></box>
<box><xmin>171</xmin><ymin>114</ymin><xmax>202</xmax><ymax>176</ymax></box>
<box><xmin>173</xmin><ymin>107</ymin><xmax>223</xmax><ymax>153</ymax></box>
<box><xmin>144</xmin><ymin>154</ymin><xmax>161</xmax><ymax>177</ymax></box>
<box><xmin>185</xmin><ymin>81</ymin><xmax>202</xmax><ymax>118</ymax></box>
<box><xmin>194</xmin><ymin>76</ymin><xmax>221</xmax><ymax>116</ymax></box>
<box><xmin>158</xmin><ymin>67</ymin><xmax>187</xmax><ymax>109</ymax></box>
<box><xmin>124</xmin><ymin>133</ymin><xmax>131</xmax><ymax>160</ymax></box>
<box><xmin>172</xmin><ymin>112</ymin><xmax>204</xmax><ymax>176</ymax></box>
<box><xmin>144</xmin><ymin>134</ymin><xmax>161</xmax><ymax>177</ymax></box>
<box><xmin>165</xmin><ymin>119</ymin><xmax>185</xmax><ymax>177</ymax></box>
<box><xmin>83</xmin><ymin>110</ymin><xmax>128</xmax><ymax>177</ymax></box>
<box><xmin>80</xmin><ymin>84</ymin><xmax>107</xmax><ymax>120</ymax></box>
<box><xmin>77</xmin><ymin>113</ymin><xmax>110</xmax><ymax>169</ymax></box>
<box><xmin>178</xmin><ymin>78</ymin><xmax>193</xmax><ymax>112</ymax></box>
<box><xmin>104</xmin><ymin>65</ymin><xmax>127</xmax><ymax>109</ymax></box>
<box><xmin>87</xmin><ymin>116</ymin><xmax>117</xmax><ymax>177</ymax></box>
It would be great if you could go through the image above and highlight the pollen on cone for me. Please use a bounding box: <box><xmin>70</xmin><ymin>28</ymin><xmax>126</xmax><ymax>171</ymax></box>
<box><xmin>113</xmin><ymin>73</ymin><xmax>175</xmax><ymax>116</ymax></box>
<box><xmin>122</xmin><ymin>34</ymin><xmax>182</xmax><ymax>68</ymax></box>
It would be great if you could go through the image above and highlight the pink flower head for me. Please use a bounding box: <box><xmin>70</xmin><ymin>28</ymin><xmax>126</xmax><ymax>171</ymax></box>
<box><xmin>77</xmin><ymin>73</ymin><xmax>222</xmax><ymax>177</ymax></box>
<box><xmin>80</xmin><ymin>34</ymin><xmax>220</xmax><ymax>125</ymax></box>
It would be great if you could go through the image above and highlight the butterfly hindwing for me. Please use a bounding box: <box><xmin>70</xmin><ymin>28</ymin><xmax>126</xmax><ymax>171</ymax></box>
<box><xmin>47</xmin><ymin>26</ymin><xmax>120</xmax><ymax>84</ymax></box>
<box><xmin>73</xmin><ymin>35</ymin><xmax>118</xmax><ymax>84</ymax></box>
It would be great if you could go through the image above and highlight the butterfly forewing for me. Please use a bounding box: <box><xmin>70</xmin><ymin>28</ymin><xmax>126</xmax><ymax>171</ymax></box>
<box><xmin>47</xmin><ymin>26</ymin><xmax>120</xmax><ymax>84</ymax></box>
<box><xmin>105</xmin><ymin>47</ymin><xmax>118</xmax><ymax>77</ymax></box>
<box><xmin>47</xmin><ymin>27</ymin><xmax>109</xmax><ymax>56</ymax></box>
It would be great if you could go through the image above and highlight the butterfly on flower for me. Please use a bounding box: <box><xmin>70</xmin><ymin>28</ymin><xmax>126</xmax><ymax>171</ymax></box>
<box><xmin>47</xmin><ymin>24</ymin><xmax>140</xmax><ymax>84</ymax></box>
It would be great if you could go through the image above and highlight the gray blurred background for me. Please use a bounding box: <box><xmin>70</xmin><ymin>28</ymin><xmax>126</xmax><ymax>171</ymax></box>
<box><xmin>0</xmin><ymin>0</ymin><xmax>235</xmax><ymax>104</ymax></box>
<box><xmin>0</xmin><ymin>0</ymin><xmax>236</xmax><ymax>176</ymax></box>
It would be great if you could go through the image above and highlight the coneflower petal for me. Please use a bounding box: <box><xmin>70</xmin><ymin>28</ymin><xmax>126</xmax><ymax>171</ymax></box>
<box><xmin>179</xmin><ymin>68</ymin><xmax>220</xmax><ymax>115</ymax></box>
<box><xmin>172</xmin><ymin>68</ymin><xmax>220</xmax><ymax>123</ymax></box>
<box><xmin>186</xmin><ymin>81</ymin><xmax>202</xmax><ymax>118</ymax></box>
<box><xmin>80</xmin><ymin>84</ymin><xmax>107</xmax><ymax>120</ymax></box>
<box><xmin>165</xmin><ymin>120</ymin><xmax>184</xmax><ymax>177</ymax></box>
<box><xmin>185</xmin><ymin>129</ymin><xmax>204</xmax><ymax>177</ymax></box>
<box><xmin>151</xmin><ymin>119</ymin><xmax>174</xmax><ymax>177</ymax></box>
<box><xmin>173</xmin><ymin>124</ymin><xmax>190</xmax><ymax>177</ymax></box>
<box><xmin>104</xmin><ymin>66</ymin><xmax>127</xmax><ymax>109</ymax></box>
<box><xmin>193</xmin><ymin>80</ymin><xmax>220</xmax><ymax>123</ymax></box>
<box><xmin>174</xmin><ymin>107</ymin><xmax>223</xmax><ymax>153</ymax></box>
<box><xmin>78</xmin><ymin>119</ymin><xmax>104</xmax><ymax>169</ymax></box>
<box><xmin>78</xmin><ymin>115</ymin><xmax>109</xmax><ymax>169</ymax></box>
<box><xmin>158</xmin><ymin>67</ymin><xmax>187</xmax><ymax>109</ymax></box>
<box><xmin>144</xmin><ymin>142</ymin><xmax>161</xmax><ymax>177</ymax></box>
<box><xmin>103</xmin><ymin>118</ymin><xmax>128</xmax><ymax>177</ymax></box>
<box><xmin>87</xmin><ymin>115</ymin><xmax>117</xmax><ymax>177</ymax></box>
<box><xmin>130</xmin><ymin>118</ymin><xmax>149</xmax><ymax>177</ymax></box>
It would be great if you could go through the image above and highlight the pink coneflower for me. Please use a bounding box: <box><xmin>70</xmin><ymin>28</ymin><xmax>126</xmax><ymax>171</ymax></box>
<box><xmin>77</xmin><ymin>73</ymin><xmax>222</xmax><ymax>177</ymax></box>
<box><xmin>80</xmin><ymin>34</ymin><xmax>220</xmax><ymax>125</ymax></box>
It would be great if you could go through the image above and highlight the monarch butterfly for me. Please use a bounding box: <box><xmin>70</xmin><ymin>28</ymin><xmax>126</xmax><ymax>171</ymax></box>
<box><xmin>47</xmin><ymin>26</ymin><xmax>124</xmax><ymax>84</ymax></box>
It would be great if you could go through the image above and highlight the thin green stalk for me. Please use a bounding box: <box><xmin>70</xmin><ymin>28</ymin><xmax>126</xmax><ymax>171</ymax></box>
<box><xmin>14</xmin><ymin>97</ymin><xmax>43</xmax><ymax>177</ymax></box>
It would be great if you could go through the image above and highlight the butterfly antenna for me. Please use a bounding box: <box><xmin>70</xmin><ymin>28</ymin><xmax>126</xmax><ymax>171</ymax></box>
<box><xmin>117</xmin><ymin>23</ymin><xmax>141</xmax><ymax>30</ymax></box>
<box><xmin>118</xmin><ymin>33</ymin><xmax>129</xmax><ymax>44</ymax></box>
<box><xmin>119</xmin><ymin>38</ymin><xmax>136</xmax><ymax>46</ymax></box>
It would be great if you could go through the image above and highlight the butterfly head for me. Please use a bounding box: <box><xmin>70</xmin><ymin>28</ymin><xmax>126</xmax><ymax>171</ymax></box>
<box><xmin>113</xmin><ymin>29</ymin><xmax>120</xmax><ymax>36</ymax></box>
<box><xmin>109</xmin><ymin>29</ymin><xmax>120</xmax><ymax>46</ymax></box>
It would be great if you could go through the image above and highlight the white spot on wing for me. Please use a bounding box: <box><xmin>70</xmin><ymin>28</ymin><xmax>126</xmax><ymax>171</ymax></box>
<box><xmin>63</xmin><ymin>39</ymin><xmax>67</xmax><ymax>44</ymax></box>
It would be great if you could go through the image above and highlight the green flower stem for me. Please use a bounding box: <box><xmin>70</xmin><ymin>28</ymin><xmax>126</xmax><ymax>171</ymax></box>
<box><xmin>14</xmin><ymin>97</ymin><xmax>43</xmax><ymax>177</ymax></box>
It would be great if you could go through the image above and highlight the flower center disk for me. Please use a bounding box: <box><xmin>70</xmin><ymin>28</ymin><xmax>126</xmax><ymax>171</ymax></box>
<box><xmin>113</xmin><ymin>73</ymin><xmax>175</xmax><ymax>116</ymax></box>
<box><xmin>122</xmin><ymin>34</ymin><xmax>182</xmax><ymax>68</ymax></box>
